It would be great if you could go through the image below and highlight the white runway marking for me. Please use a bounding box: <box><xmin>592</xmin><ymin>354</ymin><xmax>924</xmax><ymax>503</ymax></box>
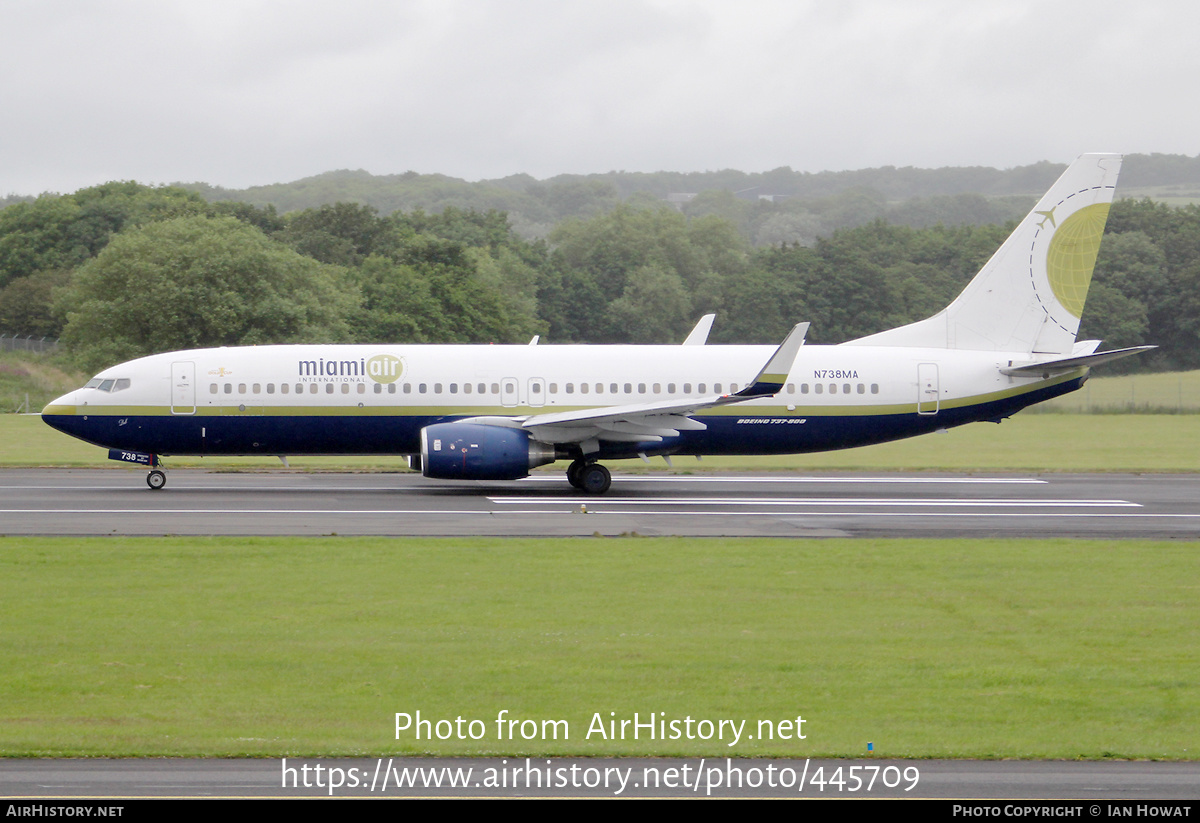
<box><xmin>7</xmin><ymin>511</ymin><xmax>1197</xmax><ymax>520</ymax></box>
<box><xmin>0</xmin><ymin>475</ymin><xmax>1050</xmax><ymax>492</ymax></box>
<box><xmin>517</xmin><ymin>476</ymin><xmax>1050</xmax><ymax>485</ymax></box>
<box><xmin>488</xmin><ymin>497</ymin><xmax>1141</xmax><ymax>508</ymax></box>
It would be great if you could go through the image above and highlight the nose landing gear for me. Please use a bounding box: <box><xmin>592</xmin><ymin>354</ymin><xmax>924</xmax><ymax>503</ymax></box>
<box><xmin>107</xmin><ymin>449</ymin><xmax>167</xmax><ymax>490</ymax></box>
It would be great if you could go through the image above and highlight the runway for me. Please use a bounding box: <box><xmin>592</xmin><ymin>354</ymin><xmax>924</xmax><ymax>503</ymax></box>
<box><xmin>3</xmin><ymin>757</ymin><xmax>1199</xmax><ymax>799</ymax></box>
<box><xmin>2</xmin><ymin>468</ymin><xmax>1198</xmax><ymax>537</ymax></box>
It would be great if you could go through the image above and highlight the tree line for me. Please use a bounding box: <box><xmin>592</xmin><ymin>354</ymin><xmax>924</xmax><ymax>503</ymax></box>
<box><xmin>0</xmin><ymin>180</ymin><xmax>1194</xmax><ymax>374</ymax></box>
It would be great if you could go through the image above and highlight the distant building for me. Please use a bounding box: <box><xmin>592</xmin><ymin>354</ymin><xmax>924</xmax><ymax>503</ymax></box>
<box><xmin>666</xmin><ymin>193</ymin><xmax>697</xmax><ymax>211</ymax></box>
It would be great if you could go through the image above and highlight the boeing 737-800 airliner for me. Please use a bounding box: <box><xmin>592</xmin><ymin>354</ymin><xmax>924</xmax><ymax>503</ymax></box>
<box><xmin>42</xmin><ymin>153</ymin><xmax>1149</xmax><ymax>493</ymax></box>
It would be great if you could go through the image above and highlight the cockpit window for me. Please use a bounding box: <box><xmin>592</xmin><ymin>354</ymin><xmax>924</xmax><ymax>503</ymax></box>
<box><xmin>85</xmin><ymin>377</ymin><xmax>131</xmax><ymax>392</ymax></box>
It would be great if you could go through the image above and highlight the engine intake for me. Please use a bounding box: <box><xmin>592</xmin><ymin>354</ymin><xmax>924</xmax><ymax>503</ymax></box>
<box><xmin>421</xmin><ymin>422</ymin><xmax>556</xmax><ymax>480</ymax></box>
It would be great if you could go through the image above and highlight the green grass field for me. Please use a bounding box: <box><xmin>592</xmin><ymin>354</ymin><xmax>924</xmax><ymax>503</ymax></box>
<box><xmin>5</xmin><ymin>372</ymin><xmax>1198</xmax><ymax>761</ymax></box>
<box><xmin>0</xmin><ymin>536</ymin><xmax>1194</xmax><ymax>759</ymax></box>
<box><xmin>6</xmin><ymin>411</ymin><xmax>1200</xmax><ymax>473</ymax></box>
<box><xmin>1037</xmin><ymin>369</ymin><xmax>1200</xmax><ymax>413</ymax></box>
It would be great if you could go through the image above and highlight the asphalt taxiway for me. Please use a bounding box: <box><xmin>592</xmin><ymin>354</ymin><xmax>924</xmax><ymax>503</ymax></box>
<box><xmin>3</xmin><ymin>757</ymin><xmax>1199</xmax><ymax>798</ymax></box>
<box><xmin>1</xmin><ymin>468</ymin><xmax>1197</xmax><ymax>538</ymax></box>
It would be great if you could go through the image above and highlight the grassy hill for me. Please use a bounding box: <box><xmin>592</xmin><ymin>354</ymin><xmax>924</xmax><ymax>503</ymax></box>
<box><xmin>0</xmin><ymin>351</ymin><xmax>83</xmax><ymax>414</ymax></box>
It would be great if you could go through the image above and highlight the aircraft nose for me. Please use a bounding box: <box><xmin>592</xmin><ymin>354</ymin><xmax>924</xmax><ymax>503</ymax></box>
<box><xmin>41</xmin><ymin>390</ymin><xmax>81</xmax><ymax>434</ymax></box>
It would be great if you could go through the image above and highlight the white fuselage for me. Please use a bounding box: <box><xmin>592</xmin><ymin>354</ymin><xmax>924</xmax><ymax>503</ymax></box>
<box><xmin>42</xmin><ymin>342</ymin><xmax>1082</xmax><ymax>460</ymax></box>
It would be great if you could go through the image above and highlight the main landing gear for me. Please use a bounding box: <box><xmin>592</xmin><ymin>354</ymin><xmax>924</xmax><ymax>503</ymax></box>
<box><xmin>566</xmin><ymin>459</ymin><xmax>611</xmax><ymax>494</ymax></box>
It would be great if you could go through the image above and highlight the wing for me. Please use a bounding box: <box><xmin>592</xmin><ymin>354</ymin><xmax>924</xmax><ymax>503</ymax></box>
<box><xmin>460</xmin><ymin>322</ymin><xmax>809</xmax><ymax>456</ymax></box>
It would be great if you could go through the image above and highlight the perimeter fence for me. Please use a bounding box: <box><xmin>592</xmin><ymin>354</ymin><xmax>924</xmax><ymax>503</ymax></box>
<box><xmin>0</xmin><ymin>334</ymin><xmax>58</xmax><ymax>354</ymax></box>
<box><xmin>1033</xmin><ymin>370</ymin><xmax>1200</xmax><ymax>413</ymax></box>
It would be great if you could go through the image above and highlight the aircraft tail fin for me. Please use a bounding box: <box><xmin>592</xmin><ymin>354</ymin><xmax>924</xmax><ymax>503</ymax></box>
<box><xmin>845</xmin><ymin>153</ymin><xmax>1122</xmax><ymax>355</ymax></box>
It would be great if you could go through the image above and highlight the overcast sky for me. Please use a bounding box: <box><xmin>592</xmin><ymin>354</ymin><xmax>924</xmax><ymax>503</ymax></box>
<box><xmin>2</xmin><ymin>0</ymin><xmax>1196</xmax><ymax>195</ymax></box>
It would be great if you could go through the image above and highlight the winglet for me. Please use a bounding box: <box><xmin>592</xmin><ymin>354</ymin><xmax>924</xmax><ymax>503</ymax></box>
<box><xmin>733</xmin><ymin>322</ymin><xmax>808</xmax><ymax>398</ymax></box>
<box><xmin>682</xmin><ymin>313</ymin><xmax>716</xmax><ymax>345</ymax></box>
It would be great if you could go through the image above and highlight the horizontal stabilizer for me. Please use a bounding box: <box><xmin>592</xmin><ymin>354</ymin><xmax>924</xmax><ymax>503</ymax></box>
<box><xmin>999</xmin><ymin>346</ymin><xmax>1156</xmax><ymax>377</ymax></box>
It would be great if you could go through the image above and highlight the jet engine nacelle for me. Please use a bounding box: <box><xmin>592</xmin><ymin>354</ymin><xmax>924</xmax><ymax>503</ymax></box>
<box><xmin>420</xmin><ymin>422</ymin><xmax>556</xmax><ymax>480</ymax></box>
